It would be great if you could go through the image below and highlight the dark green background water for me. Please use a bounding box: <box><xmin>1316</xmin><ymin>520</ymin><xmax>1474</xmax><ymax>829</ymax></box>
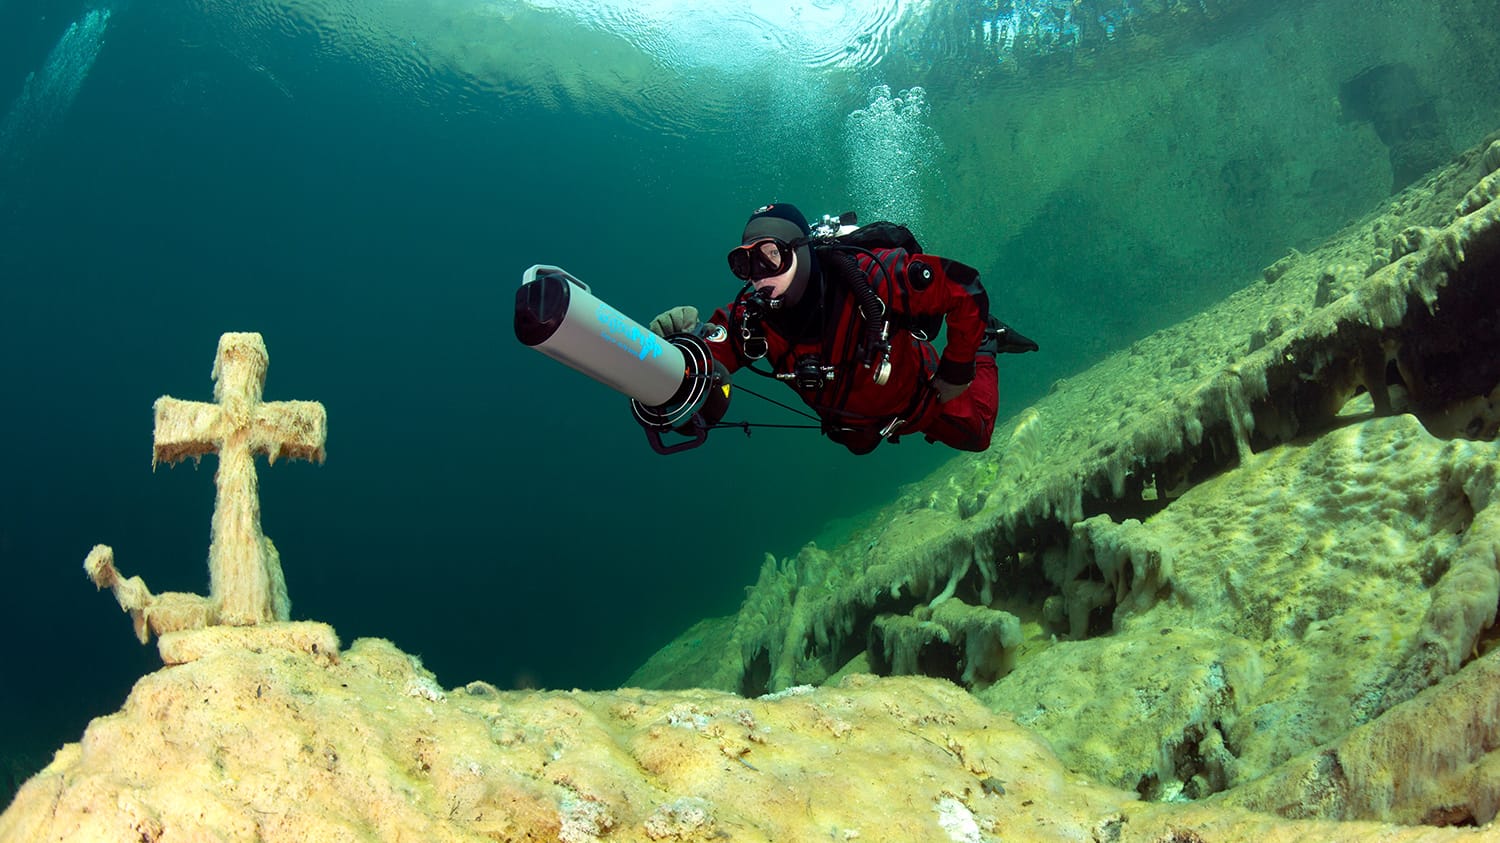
<box><xmin>0</xmin><ymin>0</ymin><xmax>975</xmax><ymax>790</ymax></box>
<box><xmin>3</xmin><ymin>0</ymin><xmax>1498</xmax><ymax>804</ymax></box>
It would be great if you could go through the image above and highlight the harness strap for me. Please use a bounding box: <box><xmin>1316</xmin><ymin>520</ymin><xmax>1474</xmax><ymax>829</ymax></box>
<box><xmin>813</xmin><ymin>336</ymin><xmax>939</xmax><ymax>444</ymax></box>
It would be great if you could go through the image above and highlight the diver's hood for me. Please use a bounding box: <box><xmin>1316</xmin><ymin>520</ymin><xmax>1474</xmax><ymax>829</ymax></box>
<box><xmin>742</xmin><ymin>205</ymin><xmax>813</xmax><ymax>306</ymax></box>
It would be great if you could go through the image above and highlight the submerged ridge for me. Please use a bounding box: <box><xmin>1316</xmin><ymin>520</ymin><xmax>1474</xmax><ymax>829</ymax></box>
<box><xmin>631</xmin><ymin>130</ymin><xmax>1500</xmax><ymax>822</ymax></box>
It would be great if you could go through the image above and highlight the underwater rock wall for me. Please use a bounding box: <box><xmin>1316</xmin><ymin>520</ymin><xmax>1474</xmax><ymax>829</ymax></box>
<box><xmin>982</xmin><ymin>412</ymin><xmax>1500</xmax><ymax>804</ymax></box>
<box><xmin>631</xmin><ymin>131</ymin><xmax>1500</xmax><ymax>822</ymax></box>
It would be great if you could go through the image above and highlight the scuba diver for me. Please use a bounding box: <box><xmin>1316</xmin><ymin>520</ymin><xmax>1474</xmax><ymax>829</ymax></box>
<box><xmin>648</xmin><ymin>203</ymin><xmax>1038</xmax><ymax>455</ymax></box>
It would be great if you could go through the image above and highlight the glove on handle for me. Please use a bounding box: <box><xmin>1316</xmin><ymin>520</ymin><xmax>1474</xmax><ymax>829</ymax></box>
<box><xmin>648</xmin><ymin>305</ymin><xmax>700</xmax><ymax>337</ymax></box>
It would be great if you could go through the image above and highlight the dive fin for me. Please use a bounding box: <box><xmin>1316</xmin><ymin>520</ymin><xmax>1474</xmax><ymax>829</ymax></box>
<box><xmin>981</xmin><ymin>316</ymin><xmax>1039</xmax><ymax>355</ymax></box>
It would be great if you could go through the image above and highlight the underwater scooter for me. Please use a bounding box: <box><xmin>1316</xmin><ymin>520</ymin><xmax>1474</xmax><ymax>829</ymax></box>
<box><xmin>514</xmin><ymin>264</ymin><xmax>732</xmax><ymax>455</ymax></box>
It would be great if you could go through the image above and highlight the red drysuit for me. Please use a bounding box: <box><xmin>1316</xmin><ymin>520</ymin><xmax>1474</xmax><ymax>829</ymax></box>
<box><xmin>704</xmin><ymin>246</ymin><xmax>998</xmax><ymax>455</ymax></box>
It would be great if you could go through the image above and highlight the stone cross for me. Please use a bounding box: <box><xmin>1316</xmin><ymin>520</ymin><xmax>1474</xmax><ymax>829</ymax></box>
<box><xmin>155</xmin><ymin>332</ymin><xmax>327</xmax><ymax>625</ymax></box>
<box><xmin>87</xmin><ymin>332</ymin><xmax>327</xmax><ymax>639</ymax></box>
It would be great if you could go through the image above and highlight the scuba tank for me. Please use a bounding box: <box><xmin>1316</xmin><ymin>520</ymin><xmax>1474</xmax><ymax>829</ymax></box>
<box><xmin>804</xmin><ymin>212</ymin><xmax>926</xmax><ymax>386</ymax></box>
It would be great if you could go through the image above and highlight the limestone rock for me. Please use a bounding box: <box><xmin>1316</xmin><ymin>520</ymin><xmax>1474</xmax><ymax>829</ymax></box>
<box><xmin>3</xmin><ymin>636</ymin><xmax>1490</xmax><ymax>842</ymax></box>
<box><xmin>985</xmin><ymin>414</ymin><xmax>1500</xmax><ymax>800</ymax></box>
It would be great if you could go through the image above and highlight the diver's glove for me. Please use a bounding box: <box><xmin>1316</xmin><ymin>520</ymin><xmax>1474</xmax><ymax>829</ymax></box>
<box><xmin>649</xmin><ymin>305</ymin><xmax>700</xmax><ymax>338</ymax></box>
<box><xmin>930</xmin><ymin>376</ymin><xmax>971</xmax><ymax>403</ymax></box>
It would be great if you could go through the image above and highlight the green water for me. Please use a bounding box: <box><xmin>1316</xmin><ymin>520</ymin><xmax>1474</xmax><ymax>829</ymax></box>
<box><xmin>2</xmin><ymin>0</ymin><xmax>1498</xmax><ymax>808</ymax></box>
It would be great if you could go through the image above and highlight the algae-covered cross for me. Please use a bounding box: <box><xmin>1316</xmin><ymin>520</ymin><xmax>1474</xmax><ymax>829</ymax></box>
<box><xmin>86</xmin><ymin>332</ymin><xmax>327</xmax><ymax>642</ymax></box>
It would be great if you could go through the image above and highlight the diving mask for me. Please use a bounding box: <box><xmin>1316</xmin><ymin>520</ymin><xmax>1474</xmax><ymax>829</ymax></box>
<box><xmin>727</xmin><ymin>237</ymin><xmax>794</xmax><ymax>282</ymax></box>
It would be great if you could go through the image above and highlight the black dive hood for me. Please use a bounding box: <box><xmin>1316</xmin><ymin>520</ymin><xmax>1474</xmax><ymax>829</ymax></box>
<box><xmin>514</xmin><ymin>265</ymin><xmax>731</xmax><ymax>454</ymax></box>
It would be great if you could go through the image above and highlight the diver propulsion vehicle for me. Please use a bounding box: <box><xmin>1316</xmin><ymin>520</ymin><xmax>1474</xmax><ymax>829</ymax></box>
<box><xmin>514</xmin><ymin>265</ymin><xmax>731</xmax><ymax>455</ymax></box>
